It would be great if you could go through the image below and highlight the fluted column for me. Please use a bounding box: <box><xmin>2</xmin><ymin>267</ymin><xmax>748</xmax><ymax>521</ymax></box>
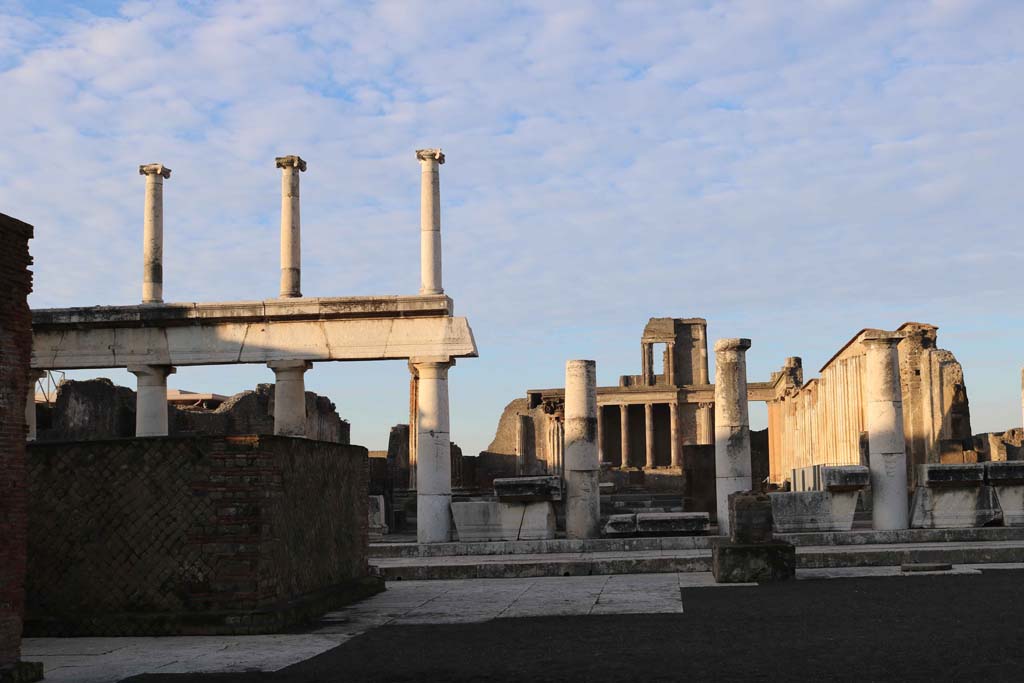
<box><xmin>864</xmin><ymin>332</ymin><xmax>909</xmax><ymax>530</ymax></box>
<box><xmin>565</xmin><ymin>360</ymin><xmax>600</xmax><ymax>538</ymax></box>
<box><xmin>268</xmin><ymin>360</ymin><xmax>311</xmax><ymax>436</ymax></box>
<box><xmin>670</xmin><ymin>401</ymin><xmax>681</xmax><ymax>468</ymax></box>
<box><xmin>276</xmin><ymin>155</ymin><xmax>307</xmax><ymax>298</ymax></box>
<box><xmin>714</xmin><ymin>338</ymin><xmax>752</xmax><ymax>535</ymax></box>
<box><xmin>128</xmin><ymin>364</ymin><xmax>175</xmax><ymax>437</ymax></box>
<box><xmin>139</xmin><ymin>163</ymin><xmax>171</xmax><ymax>304</ymax></box>
<box><xmin>413</xmin><ymin>357</ymin><xmax>454</xmax><ymax>543</ymax></box>
<box><xmin>697</xmin><ymin>401</ymin><xmax>714</xmax><ymax>445</ymax></box>
<box><xmin>620</xmin><ymin>404</ymin><xmax>630</xmax><ymax>468</ymax></box>
<box><xmin>644</xmin><ymin>403</ymin><xmax>655</xmax><ymax>469</ymax></box>
<box><xmin>416</xmin><ymin>149</ymin><xmax>445</xmax><ymax>295</ymax></box>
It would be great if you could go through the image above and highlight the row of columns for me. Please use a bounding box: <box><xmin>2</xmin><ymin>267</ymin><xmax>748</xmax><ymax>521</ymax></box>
<box><xmin>606</xmin><ymin>400</ymin><xmax>713</xmax><ymax>469</ymax></box>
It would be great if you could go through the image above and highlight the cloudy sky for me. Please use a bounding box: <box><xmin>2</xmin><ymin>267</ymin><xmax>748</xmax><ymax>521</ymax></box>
<box><xmin>2</xmin><ymin>0</ymin><xmax>1021</xmax><ymax>454</ymax></box>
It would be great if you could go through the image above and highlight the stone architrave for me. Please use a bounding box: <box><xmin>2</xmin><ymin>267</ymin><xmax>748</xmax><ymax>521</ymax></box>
<box><xmin>127</xmin><ymin>364</ymin><xmax>175</xmax><ymax>437</ymax></box>
<box><xmin>714</xmin><ymin>338</ymin><xmax>753</xmax><ymax>535</ymax></box>
<box><xmin>139</xmin><ymin>163</ymin><xmax>171</xmax><ymax>304</ymax></box>
<box><xmin>564</xmin><ymin>360</ymin><xmax>600</xmax><ymax>539</ymax></box>
<box><xmin>275</xmin><ymin>155</ymin><xmax>307</xmax><ymax>298</ymax></box>
<box><xmin>267</xmin><ymin>360</ymin><xmax>311</xmax><ymax>437</ymax></box>
<box><xmin>413</xmin><ymin>357</ymin><xmax>454</xmax><ymax>543</ymax></box>
<box><xmin>863</xmin><ymin>332</ymin><xmax>909</xmax><ymax>530</ymax></box>
<box><xmin>416</xmin><ymin>149</ymin><xmax>445</xmax><ymax>296</ymax></box>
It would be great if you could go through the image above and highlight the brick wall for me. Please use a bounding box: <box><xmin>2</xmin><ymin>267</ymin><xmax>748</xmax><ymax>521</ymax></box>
<box><xmin>25</xmin><ymin>435</ymin><xmax>376</xmax><ymax>636</ymax></box>
<box><xmin>0</xmin><ymin>213</ymin><xmax>33</xmax><ymax>669</ymax></box>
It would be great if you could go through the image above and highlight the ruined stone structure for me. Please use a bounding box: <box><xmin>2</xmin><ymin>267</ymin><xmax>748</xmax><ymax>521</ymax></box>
<box><xmin>0</xmin><ymin>213</ymin><xmax>41</xmax><ymax>681</ymax></box>
<box><xmin>767</xmin><ymin>323</ymin><xmax>973</xmax><ymax>489</ymax></box>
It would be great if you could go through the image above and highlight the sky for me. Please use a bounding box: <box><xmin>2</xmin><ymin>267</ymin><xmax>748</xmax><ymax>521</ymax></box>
<box><xmin>1</xmin><ymin>0</ymin><xmax>1022</xmax><ymax>455</ymax></box>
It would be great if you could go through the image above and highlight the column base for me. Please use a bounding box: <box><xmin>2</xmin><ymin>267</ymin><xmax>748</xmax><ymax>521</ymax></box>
<box><xmin>417</xmin><ymin>493</ymin><xmax>452</xmax><ymax>543</ymax></box>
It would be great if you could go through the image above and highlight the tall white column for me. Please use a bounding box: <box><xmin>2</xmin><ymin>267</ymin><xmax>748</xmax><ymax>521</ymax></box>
<box><xmin>268</xmin><ymin>360</ymin><xmax>311</xmax><ymax>437</ymax></box>
<box><xmin>276</xmin><ymin>155</ymin><xmax>307</xmax><ymax>298</ymax></box>
<box><xmin>670</xmin><ymin>401</ymin><xmax>681</xmax><ymax>468</ymax></box>
<box><xmin>864</xmin><ymin>332</ymin><xmax>909</xmax><ymax>530</ymax></box>
<box><xmin>413</xmin><ymin>357</ymin><xmax>454</xmax><ymax>543</ymax></box>
<box><xmin>26</xmin><ymin>370</ymin><xmax>44</xmax><ymax>441</ymax></box>
<box><xmin>714</xmin><ymin>338</ymin><xmax>752</xmax><ymax>535</ymax></box>
<box><xmin>565</xmin><ymin>360</ymin><xmax>600</xmax><ymax>539</ymax></box>
<box><xmin>620</xmin><ymin>404</ymin><xmax>630</xmax><ymax>468</ymax></box>
<box><xmin>416</xmin><ymin>148</ymin><xmax>445</xmax><ymax>295</ymax></box>
<box><xmin>139</xmin><ymin>163</ymin><xmax>171</xmax><ymax>304</ymax></box>
<box><xmin>128</xmin><ymin>364</ymin><xmax>175</xmax><ymax>437</ymax></box>
<box><xmin>644</xmin><ymin>403</ymin><xmax>655</xmax><ymax>469</ymax></box>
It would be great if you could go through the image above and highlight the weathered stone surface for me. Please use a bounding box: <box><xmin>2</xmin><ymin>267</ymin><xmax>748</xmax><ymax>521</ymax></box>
<box><xmin>769</xmin><ymin>490</ymin><xmax>860</xmax><ymax>533</ymax></box>
<box><xmin>714</xmin><ymin>339</ymin><xmax>753</xmax><ymax>535</ymax></box>
<box><xmin>712</xmin><ymin>541</ymin><xmax>796</xmax><ymax>583</ymax></box>
<box><xmin>603</xmin><ymin>514</ymin><xmax>638</xmax><ymax>537</ymax></box>
<box><xmin>451</xmin><ymin>501</ymin><xmax>556</xmax><ymax>542</ymax></box>
<box><xmin>493</xmin><ymin>475</ymin><xmax>562</xmax><ymax>502</ymax></box>
<box><xmin>984</xmin><ymin>461</ymin><xmax>1024</xmax><ymax>483</ymax></box>
<box><xmin>728</xmin><ymin>492</ymin><xmax>773</xmax><ymax>544</ymax></box>
<box><xmin>919</xmin><ymin>463</ymin><xmax>985</xmax><ymax>487</ymax></box>
<box><xmin>985</xmin><ymin>462</ymin><xmax>1024</xmax><ymax>526</ymax></box>
<box><xmin>910</xmin><ymin>485</ymin><xmax>1000</xmax><ymax>529</ymax></box>
<box><xmin>368</xmin><ymin>495</ymin><xmax>388</xmax><ymax>538</ymax></box>
<box><xmin>821</xmin><ymin>465</ymin><xmax>870</xmax><ymax>492</ymax></box>
<box><xmin>635</xmin><ymin>512</ymin><xmax>709</xmax><ymax>536</ymax></box>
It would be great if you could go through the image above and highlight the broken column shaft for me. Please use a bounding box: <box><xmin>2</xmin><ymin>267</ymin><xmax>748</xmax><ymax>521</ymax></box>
<box><xmin>714</xmin><ymin>338</ymin><xmax>753</xmax><ymax>536</ymax></box>
<box><xmin>414</xmin><ymin>358</ymin><xmax>454</xmax><ymax>543</ymax></box>
<box><xmin>139</xmin><ymin>163</ymin><xmax>171</xmax><ymax>304</ymax></box>
<box><xmin>268</xmin><ymin>360</ymin><xmax>311</xmax><ymax>437</ymax></box>
<box><xmin>864</xmin><ymin>332</ymin><xmax>909</xmax><ymax>530</ymax></box>
<box><xmin>276</xmin><ymin>155</ymin><xmax>307</xmax><ymax>298</ymax></box>
<box><xmin>128</xmin><ymin>364</ymin><xmax>175</xmax><ymax>437</ymax></box>
<box><xmin>565</xmin><ymin>360</ymin><xmax>600</xmax><ymax>539</ymax></box>
<box><xmin>416</xmin><ymin>149</ymin><xmax>444</xmax><ymax>295</ymax></box>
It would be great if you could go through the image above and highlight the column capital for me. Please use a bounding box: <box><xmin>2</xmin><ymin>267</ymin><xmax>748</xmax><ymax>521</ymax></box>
<box><xmin>698</xmin><ymin>401</ymin><xmax>714</xmax><ymax>410</ymax></box>
<box><xmin>139</xmin><ymin>163</ymin><xmax>171</xmax><ymax>179</ymax></box>
<box><xmin>416</xmin><ymin>148</ymin><xmax>445</xmax><ymax>164</ymax></box>
<box><xmin>127</xmin><ymin>364</ymin><xmax>176</xmax><ymax>379</ymax></box>
<box><xmin>713</xmin><ymin>338</ymin><xmax>751</xmax><ymax>353</ymax></box>
<box><xmin>275</xmin><ymin>155</ymin><xmax>307</xmax><ymax>171</ymax></box>
<box><xmin>861</xmin><ymin>331</ymin><xmax>903</xmax><ymax>347</ymax></box>
<box><xmin>268</xmin><ymin>360</ymin><xmax>312</xmax><ymax>372</ymax></box>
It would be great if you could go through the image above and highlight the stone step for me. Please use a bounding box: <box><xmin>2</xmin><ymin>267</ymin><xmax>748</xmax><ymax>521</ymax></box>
<box><xmin>370</xmin><ymin>539</ymin><xmax>1024</xmax><ymax>581</ymax></box>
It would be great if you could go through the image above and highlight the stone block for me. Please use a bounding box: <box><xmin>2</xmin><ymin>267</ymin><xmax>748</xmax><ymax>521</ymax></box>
<box><xmin>910</xmin><ymin>486</ymin><xmax>1000</xmax><ymax>529</ymax></box>
<box><xmin>728</xmin><ymin>492</ymin><xmax>773</xmax><ymax>543</ymax></box>
<box><xmin>821</xmin><ymin>466</ymin><xmax>870</xmax><ymax>492</ymax></box>
<box><xmin>918</xmin><ymin>463</ymin><xmax>985</xmax><ymax>487</ymax></box>
<box><xmin>368</xmin><ymin>495</ymin><xmax>388</xmax><ymax>538</ymax></box>
<box><xmin>451</xmin><ymin>501</ymin><xmax>556</xmax><ymax>542</ymax></box>
<box><xmin>769</xmin><ymin>490</ymin><xmax>860</xmax><ymax>533</ymax></box>
<box><xmin>984</xmin><ymin>461</ymin><xmax>1024</xmax><ymax>484</ymax></box>
<box><xmin>985</xmin><ymin>462</ymin><xmax>1024</xmax><ymax>526</ymax></box>
<box><xmin>603</xmin><ymin>513</ymin><xmax>637</xmax><ymax>537</ymax></box>
<box><xmin>712</xmin><ymin>540</ymin><xmax>796</xmax><ymax>583</ymax></box>
<box><xmin>599</xmin><ymin>482</ymin><xmax>616</xmax><ymax>495</ymax></box>
<box><xmin>635</xmin><ymin>512</ymin><xmax>710</xmax><ymax>536</ymax></box>
<box><xmin>493</xmin><ymin>475</ymin><xmax>562</xmax><ymax>502</ymax></box>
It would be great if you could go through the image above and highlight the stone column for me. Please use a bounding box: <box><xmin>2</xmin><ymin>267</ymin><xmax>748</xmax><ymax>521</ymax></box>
<box><xmin>25</xmin><ymin>370</ymin><xmax>44</xmax><ymax>441</ymax></box>
<box><xmin>620</xmin><ymin>404</ymin><xmax>630</xmax><ymax>468</ymax></box>
<box><xmin>864</xmin><ymin>332</ymin><xmax>909</xmax><ymax>530</ymax></box>
<box><xmin>697</xmin><ymin>401</ymin><xmax>714</xmax><ymax>445</ymax></box>
<box><xmin>128</xmin><ymin>364</ymin><xmax>175</xmax><ymax>437</ymax></box>
<box><xmin>596</xmin><ymin>405</ymin><xmax>605</xmax><ymax>464</ymax></box>
<box><xmin>644</xmin><ymin>403</ymin><xmax>655</xmax><ymax>469</ymax></box>
<box><xmin>416</xmin><ymin>149</ymin><xmax>445</xmax><ymax>295</ymax></box>
<box><xmin>714</xmin><ymin>338</ymin><xmax>752</xmax><ymax>535</ymax></box>
<box><xmin>413</xmin><ymin>358</ymin><xmax>454</xmax><ymax>543</ymax></box>
<box><xmin>565</xmin><ymin>360</ymin><xmax>600</xmax><ymax>539</ymax></box>
<box><xmin>670</xmin><ymin>401</ymin><xmax>681</xmax><ymax>468</ymax></box>
<box><xmin>276</xmin><ymin>155</ymin><xmax>307</xmax><ymax>298</ymax></box>
<box><xmin>139</xmin><ymin>163</ymin><xmax>171</xmax><ymax>304</ymax></box>
<box><xmin>268</xmin><ymin>360</ymin><xmax>311</xmax><ymax>437</ymax></box>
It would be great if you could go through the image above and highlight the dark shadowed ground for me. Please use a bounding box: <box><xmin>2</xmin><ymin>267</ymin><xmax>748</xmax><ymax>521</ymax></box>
<box><xmin>127</xmin><ymin>569</ymin><xmax>1024</xmax><ymax>682</ymax></box>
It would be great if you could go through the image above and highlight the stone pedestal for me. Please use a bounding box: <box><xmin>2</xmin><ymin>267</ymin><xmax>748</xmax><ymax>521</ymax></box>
<box><xmin>267</xmin><ymin>360</ymin><xmax>311</xmax><ymax>437</ymax></box>
<box><xmin>565</xmin><ymin>360</ymin><xmax>600</xmax><ymax>539</ymax></box>
<box><xmin>413</xmin><ymin>358</ymin><xmax>454</xmax><ymax>543</ymax></box>
<box><xmin>275</xmin><ymin>155</ymin><xmax>306</xmax><ymax>298</ymax></box>
<box><xmin>127</xmin><ymin>364</ymin><xmax>175</xmax><ymax>437</ymax></box>
<box><xmin>910</xmin><ymin>464</ymin><xmax>999</xmax><ymax>528</ymax></box>
<box><xmin>139</xmin><ymin>163</ymin><xmax>171</xmax><ymax>304</ymax></box>
<box><xmin>986</xmin><ymin>462</ymin><xmax>1024</xmax><ymax>526</ymax></box>
<box><xmin>451</xmin><ymin>501</ymin><xmax>556</xmax><ymax>542</ymax></box>
<box><xmin>863</xmin><ymin>332</ymin><xmax>910</xmax><ymax>530</ymax></box>
<box><xmin>714</xmin><ymin>338</ymin><xmax>752</xmax><ymax>535</ymax></box>
<box><xmin>712</xmin><ymin>491</ymin><xmax>795</xmax><ymax>583</ymax></box>
<box><xmin>769</xmin><ymin>466</ymin><xmax>869</xmax><ymax>533</ymax></box>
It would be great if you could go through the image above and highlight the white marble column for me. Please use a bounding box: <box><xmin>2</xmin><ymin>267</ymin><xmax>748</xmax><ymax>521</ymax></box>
<box><xmin>864</xmin><ymin>332</ymin><xmax>909</xmax><ymax>530</ymax></box>
<box><xmin>413</xmin><ymin>357</ymin><xmax>454</xmax><ymax>543</ymax></box>
<box><xmin>276</xmin><ymin>155</ymin><xmax>307</xmax><ymax>298</ymax></box>
<box><xmin>268</xmin><ymin>360</ymin><xmax>311</xmax><ymax>437</ymax></box>
<box><xmin>139</xmin><ymin>163</ymin><xmax>171</xmax><ymax>304</ymax></box>
<box><xmin>670</xmin><ymin>401</ymin><xmax>681</xmax><ymax>468</ymax></box>
<box><xmin>128</xmin><ymin>364</ymin><xmax>175</xmax><ymax>437</ymax></box>
<box><xmin>644</xmin><ymin>403</ymin><xmax>655</xmax><ymax>469</ymax></box>
<box><xmin>565</xmin><ymin>360</ymin><xmax>600</xmax><ymax>539</ymax></box>
<box><xmin>416</xmin><ymin>149</ymin><xmax>445</xmax><ymax>295</ymax></box>
<box><xmin>25</xmin><ymin>370</ymin><xmax>44</xmax><ymax>441</ymax></box>
<box><xmin>714</xmin><ymin>338</ymin><xmax>752</xmax><ymax>535</ymax></box>
<box><xmin>620</xmin><ymin>404</ymin><xmax>630</xmax><ymax>468</ymax></box>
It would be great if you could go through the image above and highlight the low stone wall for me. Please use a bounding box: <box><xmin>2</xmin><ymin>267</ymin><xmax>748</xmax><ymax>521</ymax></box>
<box><xmin>25</xmin><ymin>435</ymin><xmax>378</xmax><ymax>636</ymax></box>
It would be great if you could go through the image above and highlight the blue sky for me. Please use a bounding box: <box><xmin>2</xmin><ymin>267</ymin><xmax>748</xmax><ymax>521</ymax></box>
<box><xmin>1</xmin><ymin>0</ymin><xmax>1021</xmax><ymax>455</ymax></box>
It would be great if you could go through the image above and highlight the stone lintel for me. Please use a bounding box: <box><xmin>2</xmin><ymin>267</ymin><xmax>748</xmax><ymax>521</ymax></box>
<box><xmin>139</xmin><ymin>163</ymin><xmax>171</xmax><ymax>178</ymax></box>
<box><xmin>275</xmin><ymin>155</ymin><xmax>307</xmax><ymax>171</ymax></box>
<box><xmin>415</xmin><ymin>148</ymin><xmax>445</xmax><ymax>164</ymax></box>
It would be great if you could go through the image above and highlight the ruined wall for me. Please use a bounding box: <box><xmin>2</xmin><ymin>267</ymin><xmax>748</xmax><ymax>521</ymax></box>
<box><xmin>0</xmin><ymin>213</ymin><xmax>33</xmax><ymax>670</ymax></box>
<box><xmin>480</xmin><ymin>398</ymin><xmax>552</xmax><ymax>476</ymax></box>
<box><xmin>26</xmin><ymin>435</ymin><xmax>373</xmax><ymax>636</ymax></box>
<box><xmin>973</xmin><ymin>428</ymin><xmax>1024</xmax><ymax>462</ymax></box>
<box><xmin>768</xmin><ymin>323</ymin><xmax>973</xmax><ymax>487</ymax></box>
<box><xmin>37</xmin><ymin>381</ymin><xmax>350</xmax><ymax>444</ymax></box>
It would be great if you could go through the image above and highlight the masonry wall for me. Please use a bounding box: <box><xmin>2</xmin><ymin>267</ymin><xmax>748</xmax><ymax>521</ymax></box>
<box><xmin>0</xmin><ymin>214</ymin><xmax>33</xmax><ymax>669</ymax></box>
<box><xmin>25</xmin><ymin>435</ymin><xmax>373</xmax><ymax>636</ymax></box>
